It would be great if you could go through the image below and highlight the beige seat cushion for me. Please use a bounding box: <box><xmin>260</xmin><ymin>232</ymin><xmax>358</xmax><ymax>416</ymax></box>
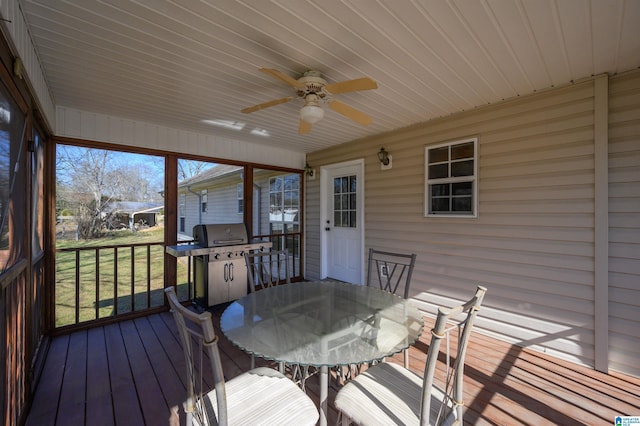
<box><xmin>334</xmin><ymin>362</ymin><xmax>455</xmax><ymax>426</ymax></box>
<box><xmin>203</xmin><ymin>367</ymin><xmax>319</xmax><ymax>425</ymax></box>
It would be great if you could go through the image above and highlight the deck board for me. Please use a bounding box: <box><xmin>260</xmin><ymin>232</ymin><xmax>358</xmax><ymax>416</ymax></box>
<box><xmin>26</xmin><ymin>334</ymin><xmax>68</xmax><ymax>426</ymax></box>
<box><xmin>26</xmin><ymin>308</ymin><xmax>640</xmax><ymax>426</ymax></box>
<box><xmin>86</xmin><ymin>327</ymin><xmax>115</xmax><ymax>426</ymax></box>
<box><xmin>134</xmin><ymin>316</ymin><xmax>185</xmax><ymax>425</ymax></box>
<box><xmin>104</xmin><ymin>322</ymin><xmax>145</xmax><ymax>426</ymax></box>
<box><xmin>120</xmin><ymin>320</ymin><xmax>168</xmax><ymax>426</ymax></box>
<box><xmin>56</xmin><ymin>331</ymin><xmax>87</xmax><ymax>425</ymax></box>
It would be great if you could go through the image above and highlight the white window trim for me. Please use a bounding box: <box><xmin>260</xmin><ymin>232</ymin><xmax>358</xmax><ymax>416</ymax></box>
<box><xmin>179</xmin><ymin>194</ymin><xmax>186</xmax><ymax>218</ymax></box>
<box><xmin>237</xmin><ymin>183</ymin><xmax>243</xmax><ymax>214</ymax></box>
<box><xmin>200</xmin><ymin>189</ymin><xmax>207</xmax><ymax>213</ymax></box>
<box><xmin>424</xmin><ymin>137</ymin><xmax>478</xmax><ymax>218</ymax></box>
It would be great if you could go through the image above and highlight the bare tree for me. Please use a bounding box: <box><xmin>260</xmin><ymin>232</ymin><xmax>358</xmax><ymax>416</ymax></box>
<box><xmin>178</xmin><ymin>159</ymin><xmax>211</xmax><ymax>181</ymax></box>
<box><xmin>111</xmin><ymin>163</ymin><xmax>162</xmax><ymax>202</ymax></box>
<box><xmin>57</xmin><ymin>146</ymin><xmax>166</xmax><ymax>239</ymax></box>
<box><xmin>57</xmin><ymin>147</ymin><xmax>123</xmax><ymax>239</ymax></box>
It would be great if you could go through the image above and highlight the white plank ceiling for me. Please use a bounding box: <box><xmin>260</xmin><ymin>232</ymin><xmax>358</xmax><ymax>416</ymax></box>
<box><xmin>17</xmin><ymin>0</ymin><xmax>640</xmax><ymax>153</ymax></box>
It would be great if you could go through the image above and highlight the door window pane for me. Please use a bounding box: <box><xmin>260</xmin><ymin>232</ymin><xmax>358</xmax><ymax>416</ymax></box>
<box><xmin>333</xmin><ymin>175</ymin><xmax>357</xmax><ymax>228</ymax></box>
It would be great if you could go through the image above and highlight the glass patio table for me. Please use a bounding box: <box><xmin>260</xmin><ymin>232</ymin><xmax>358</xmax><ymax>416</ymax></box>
<box><xmin>220</xmin><ymin>280</ymin><xmax>424</xmax><ymax>426</ymax></box>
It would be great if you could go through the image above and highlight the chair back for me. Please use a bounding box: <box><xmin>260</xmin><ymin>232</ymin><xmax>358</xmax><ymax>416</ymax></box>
<box><xmin>420</xmin><ymin>286</ymin><xmax>487</xmax><ymax>426</ymax></box>
<box><xmin>245</xmin><ymin>249</ymin><xmax>291</xmax><ymax>292</ymax></box>
<box><xmin>165</xmin><ymin>286</ymin><xmax>228</xmax><ymax>425</ymax></box>
<box><xmin>366</xmin><ymin>248</ymin><xmax>417</xmax><ymax>299</ymax></box>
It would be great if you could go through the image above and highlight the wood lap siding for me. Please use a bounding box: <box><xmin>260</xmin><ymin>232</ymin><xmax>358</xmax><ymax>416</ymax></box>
<box><xmin>443</xmin><ymin>81</ymin><xmax>597</xmax><ymax>365</ymax></box>
<box><xmin>608</xmin><ymin>72</ymin><xmax>640</xmax><ymax>377</ymax></box>
<box><xmin>306</xmin><ymin>72</ymin><xmax>640</xmax><ymax>377</ymax></box>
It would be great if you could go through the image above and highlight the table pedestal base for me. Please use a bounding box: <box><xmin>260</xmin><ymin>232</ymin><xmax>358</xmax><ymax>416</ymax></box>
<box><xmin>320</xmin><ymin>365</ymin><xmax>328</xmax><ymax>426</ymax></box>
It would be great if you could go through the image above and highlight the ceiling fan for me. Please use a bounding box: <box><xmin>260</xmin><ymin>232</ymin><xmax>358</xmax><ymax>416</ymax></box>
<box><xmin>241</xmin><ymin>68</ymin><xmax>378</xmax><ymax>134</ymax></box>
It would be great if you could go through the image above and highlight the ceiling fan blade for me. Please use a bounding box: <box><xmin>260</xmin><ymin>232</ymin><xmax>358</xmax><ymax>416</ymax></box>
<box><xmin>324</xmin><ymin>77</ymin><xmax>377</xmax><ymax>94</ymax></box>
<box><xmin>328</xmin><ymin>100</ymin><xmax>373</xmax><ymax>125</ymax></box>
<box><xmin>241</xmin><ymin>97</ymin><xmax>293</xmax><ymax>114</ymax></box>
<box><xmin>260</xmin><ymin>68</ymin><xmax>305</xmax><ymax>89</ymax></box>
<box><xmin>298</xmin><ymin>119</ymin><xmax>312</xmax><ymax>134</ymax></box>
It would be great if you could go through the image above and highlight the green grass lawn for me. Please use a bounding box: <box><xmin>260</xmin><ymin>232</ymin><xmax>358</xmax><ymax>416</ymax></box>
<box><xmin>55</xmin><ymin>227</ymin><xmax>191</xmax><ymax>327</ymax></box>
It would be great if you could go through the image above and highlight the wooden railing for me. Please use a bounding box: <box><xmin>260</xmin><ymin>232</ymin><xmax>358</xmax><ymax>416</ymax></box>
<box><xmin>54</xmin><ymin>233</ymin><xmax>301</xmax><ymax>329</ymax></box>
<box><xmin>55</xmin><ymin>242</ymin><xmax>190</xmax><ymax>328</ymax></box>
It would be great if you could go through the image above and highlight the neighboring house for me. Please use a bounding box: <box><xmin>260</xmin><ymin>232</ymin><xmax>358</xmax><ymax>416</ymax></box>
<box><xmin>178</xmin><ymin>164</ymin><xmax>300</xmax><ymax>248</ymax></box>
<box><xmin>178</xmin><ymin>164</ymin><xmax>245</xmax><ymax>238</ymax></box>
<box><xmin>105</xmin><ymin>201</ymin><xmax>164</xmax><ymax>231</ymax></box>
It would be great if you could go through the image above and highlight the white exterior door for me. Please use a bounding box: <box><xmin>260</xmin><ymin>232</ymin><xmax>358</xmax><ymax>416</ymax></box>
<box><xmin>321</xmin><ymin>159</ymin><xmax>364</xmax><ymax>284</ymax></box>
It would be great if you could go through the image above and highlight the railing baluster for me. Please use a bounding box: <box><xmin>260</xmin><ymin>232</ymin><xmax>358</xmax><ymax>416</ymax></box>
<box><xmin>130</xmin><ymin>246</ymin><xmax>135</xmax><ymax>312</ymax></box>
<box><xmin>114</xmin><ymin>247</ymin><xmax>118</xmax><ymax>316</ymax></box>
<box><xmin>75</xmin><ymin>250</ymin><xmax>80</xmax><ymax>324</ymax></box>
<box><xmin>187</xmin><ymin>256</ymin><xmax>192</xmax><ymax>300</ymax></box>
<box><xmin>146</xmin><ymin>245</ymin><xmax>151</xmax><ymax>308</ymax></box>
<box><xmin>95</xmin><ymin>248</ymin><xmax>100</xmax><ymax>320</ymax></box>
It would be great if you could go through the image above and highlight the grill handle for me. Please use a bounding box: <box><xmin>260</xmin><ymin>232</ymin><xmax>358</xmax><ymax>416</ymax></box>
<box><xmin>213</xmin><ymin>238</ymin><xmax>245</xmax><ymax>245</ymax></box>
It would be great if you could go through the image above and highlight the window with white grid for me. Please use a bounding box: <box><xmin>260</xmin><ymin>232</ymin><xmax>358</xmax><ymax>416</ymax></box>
<box><xmin>425</xmin><ymin>137</ymin><xmax>478</xmax><ymax>217</ymax></box>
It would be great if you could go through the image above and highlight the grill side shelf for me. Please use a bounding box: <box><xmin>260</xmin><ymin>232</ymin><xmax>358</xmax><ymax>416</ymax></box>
<box><xmin>166</xmin><ymin>244</ymin><xmax>218</xmax><ymax>257</ymax></box>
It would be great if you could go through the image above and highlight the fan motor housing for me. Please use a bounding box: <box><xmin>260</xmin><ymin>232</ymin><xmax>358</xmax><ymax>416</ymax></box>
<box><xmin>297</xmin><ymin>71</ymin><xmax>327</xmax><ymax>97</ymax></box>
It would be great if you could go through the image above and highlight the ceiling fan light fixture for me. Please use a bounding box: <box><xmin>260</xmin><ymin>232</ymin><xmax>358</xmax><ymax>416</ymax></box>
<box><xmin>243</xmin><ymin>68</ymin><xmax>377</xmax><ymax>133</ymax></box>
<box><xmin>300</xmin><ymin>104</ymin><xmax>324</xmax><ymax>124</ymax></box>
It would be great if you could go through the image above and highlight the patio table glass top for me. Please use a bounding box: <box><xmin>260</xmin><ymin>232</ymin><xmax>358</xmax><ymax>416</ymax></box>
<box><xmin>220</xmin><ymin>280</ymin><xmax>424</xmax><ymax>367</ymax></box>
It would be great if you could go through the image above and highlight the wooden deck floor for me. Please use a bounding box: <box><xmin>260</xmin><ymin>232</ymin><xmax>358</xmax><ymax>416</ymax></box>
<box><xmin>26</xmin><ymin>306</ymin><xmax>640</xmax><ymax>426</ymax></box>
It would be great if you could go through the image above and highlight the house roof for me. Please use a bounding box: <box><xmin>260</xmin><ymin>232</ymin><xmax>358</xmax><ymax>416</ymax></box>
<box><xmin>178</xmin><ymin>164</ymin><xmax>242</xmax><ymax>187</ymax></box>
<box><xmin>17</xmin><ymin>1</ymin><xmax>640</xmax><ymax>154</ymax></box>
<box><xmin>107</xmin><ymin>202</ymin><xmax>164</xmax><ymax>215</ymax></box>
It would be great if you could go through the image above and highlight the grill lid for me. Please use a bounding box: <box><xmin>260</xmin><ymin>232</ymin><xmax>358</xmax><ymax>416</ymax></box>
<box><xmin>193</xmin><ymin>223</ymin><xmax>249</xmax><ymax>247</ymax></box>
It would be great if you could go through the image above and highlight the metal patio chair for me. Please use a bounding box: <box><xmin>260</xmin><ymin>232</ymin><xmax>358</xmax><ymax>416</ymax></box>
<box><xmin>164</xmin><ymin>286</ymin><xmax>318</xmax><ymax>426</ymax></box>
<box><xmin>244</xmin><ymin>249</ymin><xmax>291</xmax><ymax>370</ymax></box>
<box><xmin>245</xmin><ymin>249</ymin><xmax>291</xmax><ymax>292</ymax></box>
<box><xmin>367</xmin><ymin>248</ymin><xmax>417</xmax><ymax>368</ymax></box>
<box><xmin>334</xmin><ymin>286</ymin><xmax>487</xmax><ymax>426</ymax></box>
<box><xmin>244</xmin><ymin>249</ymin><xmax>318</xmax><ymax>385</ymax></box>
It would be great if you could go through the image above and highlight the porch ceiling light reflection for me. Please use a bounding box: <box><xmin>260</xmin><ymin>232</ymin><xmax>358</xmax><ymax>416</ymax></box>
<box><xmin>202</xmin><ymin>119</ymin><xmax>246</xmax><ymax>130</ymax></box>
<box><xmin>250</xmin><ymin>128</ymin><xmax>270</xmax><ymax>137</ymax></box>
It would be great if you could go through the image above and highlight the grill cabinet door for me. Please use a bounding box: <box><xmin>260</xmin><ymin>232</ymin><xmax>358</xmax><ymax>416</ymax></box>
<box><xmin>208</xmin><ymin>258</ymin><xmax>247</xmax><ymax>305</ymax></box>
<box><xmin>227</xmin><ymin>258</ymin><xmax>248</xmax><ymax>301</ymax></box>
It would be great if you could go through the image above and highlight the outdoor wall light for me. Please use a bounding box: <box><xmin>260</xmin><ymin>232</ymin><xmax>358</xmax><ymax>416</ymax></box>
<box><xmin>304</xmin><ymin>163</ymin><xmax>315</xmax><ymax>177</ymax></box>
<box><xmin>378</xmin><ymin>147</ymin><xmax>390</xmax><ymax>166</ymax></box>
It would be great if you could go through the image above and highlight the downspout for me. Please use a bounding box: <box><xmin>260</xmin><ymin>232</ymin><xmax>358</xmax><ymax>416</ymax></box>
<box><xmin>186</xmin><ymin>185</ymin><xmax>202</xmax><ymax>225</ymax></box>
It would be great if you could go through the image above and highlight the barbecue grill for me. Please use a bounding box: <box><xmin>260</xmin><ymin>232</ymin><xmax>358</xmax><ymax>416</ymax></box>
<box><xmin>166</xmin><ymin>223</ymin><xmax>271</xmax><ymax>308</ymax></box>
